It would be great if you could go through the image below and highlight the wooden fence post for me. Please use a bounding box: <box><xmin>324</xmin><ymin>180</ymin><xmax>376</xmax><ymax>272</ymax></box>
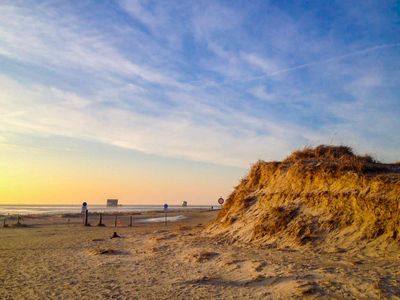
<box><xmin>84</xmin><ymin>210</ymin><xmax>89</xmax><ymax>226</ymax></box>
<box><xmin>97</xmin><ymin>213</ymin><xmax>105</xmax><ymax>227</ymax></box>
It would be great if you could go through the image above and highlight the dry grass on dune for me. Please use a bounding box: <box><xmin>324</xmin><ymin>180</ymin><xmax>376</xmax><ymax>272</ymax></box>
<box><xmin>208</xmin><ymin>145</ymin><xmax>400</xmax><ymax>250</ymax></box>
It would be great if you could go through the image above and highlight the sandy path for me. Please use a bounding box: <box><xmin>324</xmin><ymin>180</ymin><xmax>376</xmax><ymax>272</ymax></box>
<box><xmin>1</xmin><ymin>211</ymin><xmax>400</xmax><ymax>299</ymax></box>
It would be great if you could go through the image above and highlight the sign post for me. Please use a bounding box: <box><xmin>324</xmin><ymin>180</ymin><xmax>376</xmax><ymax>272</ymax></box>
<box><xmin>81</xmin><ymin>202</ymin><xmax>88</xmax><ymax>214</ymax></box>
<box><xmin>218</xmin><ymin>197</ymin><xmax>224</xmax><ymax>209</ymax></box>
<box><xmin>81</xmin><ymin>202</ymin><xmax>89</xmax><ymax>226</ymax></box>
<box><xmin>163</xmin><ymin>203</ymin><xmax>168</xmax><ymax>226</ymax></box>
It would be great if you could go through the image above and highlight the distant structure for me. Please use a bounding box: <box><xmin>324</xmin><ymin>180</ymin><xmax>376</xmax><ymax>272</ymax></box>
<box><xmin>182</xmin><ymin>201</ymin><xmax>188</xmax><ymax>207</ymax></box>
<box><xmin>107</xmin><ymin>199</ymin><xmax>118</xmax><ymax>207</ymax></box>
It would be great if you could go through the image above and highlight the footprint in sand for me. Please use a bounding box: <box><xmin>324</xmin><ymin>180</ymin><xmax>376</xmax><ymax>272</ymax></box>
<box><xmin>254</xmin><ymin>261</ymin><xmax>268</xmax><ymax>272</ymax></box>
<box><xmin>151</xmin><ymin>233</ymin><xmax>178</xmax><ymax>241</ymax></box>
<box><xmin>188</xmin><ymin>251</ymin><xmax>220</xmax><ymax>263</ymax></box>
<box><xmin>87</xmin><ymin>248</ymin><xmax>129</xmax><ymax>256</ymax></box>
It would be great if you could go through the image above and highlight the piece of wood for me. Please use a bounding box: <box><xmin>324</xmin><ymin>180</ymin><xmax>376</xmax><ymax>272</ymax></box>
<box><xmin>97</xmin><ymin>213</ymin><xmax>105</xmax><ymax>227</ymax></box>
<box><xmin>84</xmin><ymin>210</ymin><xmax>89</xmax><ymax>226</ymax></box>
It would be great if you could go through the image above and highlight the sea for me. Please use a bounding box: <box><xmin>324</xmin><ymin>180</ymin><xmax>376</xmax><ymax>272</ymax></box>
<box><xmin>0</xmin><ymin>204</ymin><xmax>214</xmax><ymax>216</ymax></box>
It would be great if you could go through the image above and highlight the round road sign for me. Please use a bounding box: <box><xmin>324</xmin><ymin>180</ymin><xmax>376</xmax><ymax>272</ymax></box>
<box><xmin>81</xmin><ymin>202</ymin><xmax>88</xmax><ymax>213</ymax></box>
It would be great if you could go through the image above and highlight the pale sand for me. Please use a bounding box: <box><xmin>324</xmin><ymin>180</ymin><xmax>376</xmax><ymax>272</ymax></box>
<box><xmin>1</xmin><ymin>210</ymin><xmax>400</xmax><ymax>299</ymax></box>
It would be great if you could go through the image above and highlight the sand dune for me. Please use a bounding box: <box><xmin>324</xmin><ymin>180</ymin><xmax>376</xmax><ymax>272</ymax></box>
<box><xmin>208</xmin><ymin>145</ymin><xmax>400</xmax><ymax>252</ymax></box>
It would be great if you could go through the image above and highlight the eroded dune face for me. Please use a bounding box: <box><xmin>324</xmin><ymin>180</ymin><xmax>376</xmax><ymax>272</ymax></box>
<box><xmin>208</xmin><ymin>145</ymin><xmax>400</xmax><ymax>249</ymax></box>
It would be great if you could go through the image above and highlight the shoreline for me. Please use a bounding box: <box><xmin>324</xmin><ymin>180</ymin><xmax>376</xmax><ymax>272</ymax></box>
<box><xmin>0</xmin><ymin>207</ymin><xmax>219</xmax><ymax>227</ymax></box>
<box><xmin>0</xmin><ymin>206</ymin><xmax>219</xmax><ymax>218</ymax></box>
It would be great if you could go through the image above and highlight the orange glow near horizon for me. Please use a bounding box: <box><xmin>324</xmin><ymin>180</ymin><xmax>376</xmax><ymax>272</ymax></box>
<box><xmin>0</xmin><ymin>139</ymin><xmax>245</xmax><ymax>205</ymax></box>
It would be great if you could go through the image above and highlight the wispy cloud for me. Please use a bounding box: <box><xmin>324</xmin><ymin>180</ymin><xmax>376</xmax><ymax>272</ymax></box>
<box><xmin>246</xmin><ymin>43</ymin><xmax>400</xmax><ymax>80</ymax></box>
<box><xmin>0</xmin><ymin>0</ymin><xmax>399</xmax><ymax>167</ymax></box>
<box><xmin>242</xmin><ymin>54</ymin><xmax>280</xmax><ymax>75</ymax></box>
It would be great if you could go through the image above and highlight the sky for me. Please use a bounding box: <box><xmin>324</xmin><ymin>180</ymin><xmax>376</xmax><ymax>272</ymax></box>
<box><xmin>0</xmin><ymin>0</ymin><xmax>399</xmax><ymax>205</ymax></box>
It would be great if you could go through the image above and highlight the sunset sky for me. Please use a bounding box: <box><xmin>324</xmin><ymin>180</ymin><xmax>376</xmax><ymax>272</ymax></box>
<box><xmin>1</xmin><ymin>1</ymin><xmax>399</xmax><ymax>205</ymax></box>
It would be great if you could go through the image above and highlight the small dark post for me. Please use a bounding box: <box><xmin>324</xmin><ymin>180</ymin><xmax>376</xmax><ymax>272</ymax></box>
<box><xmin>3</xmin><ymin>217</ymin><xmax>6</xmax><ymax>228</ymax></box>
<box><xmin>17</xmin><ymin>215</ymin><xmax>21</xmax><ymax>225</ymax></box>
<box><xmin>114</xmin><ymin>215</ymin><xmax>117</xmax><ymax>228</ymax></box>
<box><xmin>84</xmin><ymin>210</ymin><xmax>89</xmax><ymax>226</ymax></box>
<box><xmin>129</xmin><ymin>216</ymin><xmax>133</xmax><ymax>227</ymax></box>
<box><xmin>97</xmin><ymin>213</ymin><xmax>104</xmax><ymax>227</ymax></box>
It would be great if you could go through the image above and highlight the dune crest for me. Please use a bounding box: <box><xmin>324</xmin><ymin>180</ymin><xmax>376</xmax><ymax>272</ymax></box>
<box><xmin>208</xmin><ymin>145</ymin><xmax>400</xmax><ymax>250</ymax></box>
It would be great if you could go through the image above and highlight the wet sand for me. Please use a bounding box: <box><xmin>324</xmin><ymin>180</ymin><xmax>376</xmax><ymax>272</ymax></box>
<box><xmin>1</xmin><ymin>210</ymin><xmax>399</xmax><ymax>299</ymax></box>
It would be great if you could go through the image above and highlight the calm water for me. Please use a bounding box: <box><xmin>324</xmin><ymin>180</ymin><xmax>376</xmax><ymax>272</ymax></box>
<box><xmin>0</xmin><ymin>204</ymin><xmax>213</xmax><ymax>216</ymax></box>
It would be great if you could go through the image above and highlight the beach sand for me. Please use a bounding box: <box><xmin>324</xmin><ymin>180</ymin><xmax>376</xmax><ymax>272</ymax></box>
<box><xmin>1</xmin><ymin>210</ymin><xmax>399</xmax><ymax>299</ymax></box>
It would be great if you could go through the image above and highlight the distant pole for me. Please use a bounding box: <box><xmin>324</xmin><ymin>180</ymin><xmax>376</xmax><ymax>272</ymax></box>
<box><xmin>129</xmin><ymin>216</ymin><xmax>133</xmax><ymax>227</ymax></box>
<box><xmin>114</xmin><ymin>215</ymin><xmax>117</xmax><ymax>228</ymax></box>
<box><xmin>98</xmin><ymin>213</ymin><xmax>103</xmax><ymax>226</ymax></box>
<box><xmin>3</xmin><ymin>217</ymin><xmax>5</xmax><ymax>228</ymax></box>
<box><xmin>84</xmin><ymin>210</ymin><xmax>89</xmax><ymax>226</ymax></box>
<box><xmin>17</xmin><ymin>215</ymin><xmax>21</xmax><ymax>225</ymax></box>
<box><xmin>163</xmin><ymin>203</ymin><xmax>168</xmax><ymax>226</ymax></box>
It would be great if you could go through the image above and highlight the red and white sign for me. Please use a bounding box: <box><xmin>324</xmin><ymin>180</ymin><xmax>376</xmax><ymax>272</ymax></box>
<box><xmin>218</xmin><ymin>197</ymin><xmax>224</xmax><ymax>205</ymax></box>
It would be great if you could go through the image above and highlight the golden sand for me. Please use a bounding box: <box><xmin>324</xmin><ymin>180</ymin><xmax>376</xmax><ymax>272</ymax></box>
<box><xmin>1</xmin><ymin>209</ymin><xmax>399</xmax><ymax>299</ymax></box>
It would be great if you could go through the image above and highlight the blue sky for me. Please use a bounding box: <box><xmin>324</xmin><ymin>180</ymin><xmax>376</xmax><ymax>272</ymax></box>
<box><xmin>0</xmin><ymin>0</ymin><xmax>399</xmax><ymax>171</ymax></box>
